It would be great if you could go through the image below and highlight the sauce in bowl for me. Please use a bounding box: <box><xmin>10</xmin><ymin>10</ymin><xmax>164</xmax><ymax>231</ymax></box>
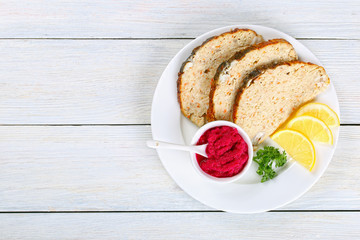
<box><xmin>196</xmin><ymin>126</ymin><xmax>249</xmax><ymax>178</ymax></box>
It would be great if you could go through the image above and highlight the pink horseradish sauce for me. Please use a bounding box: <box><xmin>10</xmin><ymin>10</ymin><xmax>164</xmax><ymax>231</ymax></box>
<box><xmin>196</xmin><ymin>126</ymin><xmax>249</xmax><ymax>178</ymax></box>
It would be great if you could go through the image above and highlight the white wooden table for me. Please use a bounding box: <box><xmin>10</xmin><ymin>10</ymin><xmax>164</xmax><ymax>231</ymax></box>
<box><xmin>0</xmin><ymin>1</ymin><xmax>359</xmax><ymax>239</ymax></box>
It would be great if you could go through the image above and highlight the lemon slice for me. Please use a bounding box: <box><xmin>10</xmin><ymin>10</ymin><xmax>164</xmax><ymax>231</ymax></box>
<box><xmin>296</xmin><ymin>103</ymin><xmax>340</xmax><ymax>128</ymax></box>
<box><xmin>271</xmin><ymin>129</ymin><xmax>316</xmax><ymax>171</ymax></box>
<box><xmin>287</xmin><ymin>115</ymin><xmax>333</xmax><ymax>144</ymax></box>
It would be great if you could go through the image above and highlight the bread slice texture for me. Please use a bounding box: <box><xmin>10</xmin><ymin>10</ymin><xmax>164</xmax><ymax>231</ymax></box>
<box><xmin>207</xmin><ymin>39</ymin><xmax>298</xmax><ymax>122</ymax></box>
<box><xmin>177</xmin><ymin>28</ymin><xmax>263</xmax><ymax>127</ymax></box>
<box><xmin>233</xmin><ymin>61</ymin><xmax>330</xmax><ymax>143</ymax></box>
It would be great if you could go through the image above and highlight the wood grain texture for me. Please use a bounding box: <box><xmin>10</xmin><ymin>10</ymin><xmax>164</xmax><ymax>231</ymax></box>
<box><xmin>0</xmin><ymin>125</ymin><xmax>359</xmax><ymax>211</ymax></box>
<box><xmin>0</xmin><ymin>0</ymin><xmax>359</xmax><ymax>39</ymax></box>
<box><xmin>0</xmin><ymin>39</ymin><xmax>358</xmax><ymax>124</ymax></box>
<box><xmin>0</xmin><ymin>212</ymin><xmax>359</xmax><ymax>240</ymax></box>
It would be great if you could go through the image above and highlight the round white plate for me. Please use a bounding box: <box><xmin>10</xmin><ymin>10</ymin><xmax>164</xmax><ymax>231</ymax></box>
<box><xmin>150</xmin><ymin>25</ymin><xmax>340</xmax><ymax>213</ymax></box>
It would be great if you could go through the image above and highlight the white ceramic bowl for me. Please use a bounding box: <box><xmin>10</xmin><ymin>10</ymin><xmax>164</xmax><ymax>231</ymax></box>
<box><xmin>190</xmin><ymin>120</ymin><xmax>253</xmax><ymax>183</ymax></box>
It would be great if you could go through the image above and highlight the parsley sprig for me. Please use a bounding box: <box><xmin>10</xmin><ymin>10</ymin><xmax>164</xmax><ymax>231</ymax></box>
<box><xmin>253</xmin><ymin>146</ymin><xmax>287</xmax><ymax>183</ymax></box>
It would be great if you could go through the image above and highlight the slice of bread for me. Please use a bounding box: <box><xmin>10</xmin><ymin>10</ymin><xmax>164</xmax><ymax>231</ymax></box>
<box><xmin>207</xmin><ymin>39</ymin><xmax>298</xmax><ymax>122</ymax></box>
<box><xmin>177</xmin><ymin>29</ymin><xmax>263</xmax><ymax>127</ymax></box>
<box><xmin>233</xmin><ymin>61</ymin><xmax>330</xmax><ymax>143</ymax></box>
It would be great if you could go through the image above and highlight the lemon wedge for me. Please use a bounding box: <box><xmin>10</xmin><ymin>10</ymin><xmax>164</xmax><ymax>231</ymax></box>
<box><xmin>295</xmin><ymin>103</ymin><xmax>340</xmax><ymax>128</ymax></box>
<box><xmin>271</xmin><ymin>129</ymin><xmax>316</xmax><ymax>171</ymax></box>
<box><xmin>287</xmin><ymin>115</ymin><xmax>333</xmax><ymax>144</ymax></box>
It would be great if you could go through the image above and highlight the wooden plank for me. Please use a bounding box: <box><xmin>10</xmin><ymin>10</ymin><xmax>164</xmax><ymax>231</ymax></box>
<box><xmin>0</xmin><ymin>0</ymin><xmax>359</xmax><ymax>39</ymax></box>
<box><xmin>0</xmin><ymin>212</ymin><xmax>359</xmax><ymax>239</ymax></box>
<box><xmin>0</xmin><ymin>125</ymin><xmax>208</xmax><ymax>211</ymax></box>
<box><xmin>0</xmin><ymin>125</ymin><xmax>359</xmax><ymax>211</ymax></box>
<box><xmin>0</xmin><ymin>39</ymin><xmax>165</xmax><ymax>124</ymax></box>
<box><xmin>0</xmin><ymin>39</ymin><xmax>358</xmax><ymax>124</ymax></box>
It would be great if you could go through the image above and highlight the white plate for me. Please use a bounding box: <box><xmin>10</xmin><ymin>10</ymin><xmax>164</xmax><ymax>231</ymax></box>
<box><xmin>150</xmin><ymin>25</ymin><xmax>340</xmax><ymax>213</ymax></box>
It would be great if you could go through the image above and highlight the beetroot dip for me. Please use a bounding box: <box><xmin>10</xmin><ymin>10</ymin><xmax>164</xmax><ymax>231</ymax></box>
<box><xmin>196</xmin><ymin>126</ymin><xmax>249</xmax><ymax>178</ymax></box>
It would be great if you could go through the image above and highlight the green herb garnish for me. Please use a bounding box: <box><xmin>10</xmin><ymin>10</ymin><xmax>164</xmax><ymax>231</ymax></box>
<box><xmin>253</xmin><ymin>146</ymin><xmax>287</xmax><ymax>183</ymax></box>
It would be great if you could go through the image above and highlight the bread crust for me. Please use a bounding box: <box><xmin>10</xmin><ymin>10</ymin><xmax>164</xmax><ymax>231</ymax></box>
<box><xmin>177</xmin><ymin>28</ymin><xmax>262</xmax><ymax>126</ymax></box>
<box><xmin>207</xmin><ymin>39</ymin><xmax>297</xmax><ymax>122</ymax></box>
<box><xmin>233</xmin><ymin>60</ymin><xmax>326</xmax><ymax>121</ymax></box>
<box><xmin>232</xmin><ymin>60</ymin><xmax>330</xmax><ymax>141</ymax></box>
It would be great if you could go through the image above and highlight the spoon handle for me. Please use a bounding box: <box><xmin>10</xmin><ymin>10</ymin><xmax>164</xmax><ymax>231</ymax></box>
<box><xmin>147</xmin><ymin>140</ymin><xmax>192</xmax><ymax>152</ymax></box>
<box><xmin>146</xmin><ymin>140</ymin><xmax>208</xmax><ymax>157</ymax></box>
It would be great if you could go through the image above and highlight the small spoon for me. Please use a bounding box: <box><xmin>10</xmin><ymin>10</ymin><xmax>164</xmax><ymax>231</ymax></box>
<box><xmin>146</xmin><ymin>140</ymin><xmax>208</xmax><ymax>158</ymax></box>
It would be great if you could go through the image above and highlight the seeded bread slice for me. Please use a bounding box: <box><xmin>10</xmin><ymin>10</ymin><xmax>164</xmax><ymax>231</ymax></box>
<box><xmin>177</xmin><ymin>28</ymin><xmax>263</xmax><ymax>127</ymax></box>
<box><xmin>207</xmin><ymin>39</ymin><xmax>298</xmax><ymax>122</ymax></box>
<box><xmin>233</xmin><ymin>61</ymin><xmax>330</xmax><ymax>143</ymax></box>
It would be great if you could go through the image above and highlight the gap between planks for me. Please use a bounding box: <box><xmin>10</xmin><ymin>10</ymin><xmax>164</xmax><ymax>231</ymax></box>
<box><xmin>0</xmin><ymin>38</ymin><xmax>358</xmax><ymax>41</ymax></box>
<box><xmin>0</xmin><ymin>210</ymin><xmax>359</xmax><ymax>214</ymax></box>
<box><xmin>0</xmin><ymin>124</ymin><xmax>356</xmax><ymax>127</ymax></box>
<box><xmin>0</xmin><ymin>124</ymin><xmax>151</xmax><ymax>127</ymax></box>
